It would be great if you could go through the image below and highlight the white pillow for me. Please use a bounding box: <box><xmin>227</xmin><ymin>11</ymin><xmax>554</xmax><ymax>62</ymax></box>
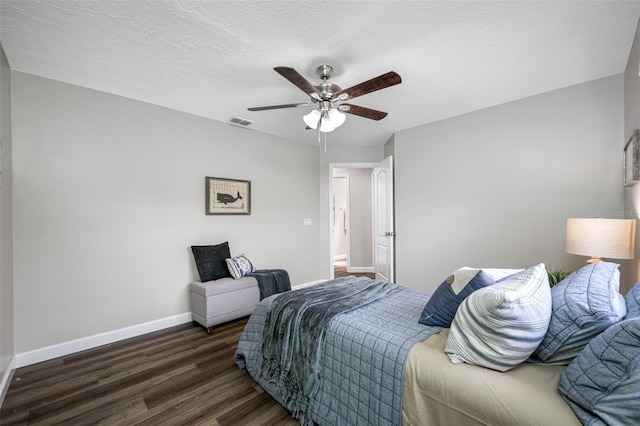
<box><xmin>478</xmin><ymin>267</ymin><xmax>524</xmax><ymax>281</ymax></box>
<box><xmin>445</xmin><ymin>263</ymin><xmax>552</xmax><ymax>372</ymax></box>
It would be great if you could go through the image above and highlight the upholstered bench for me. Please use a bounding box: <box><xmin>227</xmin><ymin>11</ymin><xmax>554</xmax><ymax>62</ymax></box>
<box><xmin>189</xmin><ymin>242</ymin><xmax>291</xmax><ymax>332</ymax></box>
<box><xmin>190</xmin><ymin>276</ymin><xmax>260</xmax><ymax>333</ymax></box>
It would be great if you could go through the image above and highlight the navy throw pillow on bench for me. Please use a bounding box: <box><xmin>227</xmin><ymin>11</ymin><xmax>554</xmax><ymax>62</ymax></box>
<box><xmin>191</xmin><ymin>242</ymin><xmax>232</xmax><ymax>282</ymax></box>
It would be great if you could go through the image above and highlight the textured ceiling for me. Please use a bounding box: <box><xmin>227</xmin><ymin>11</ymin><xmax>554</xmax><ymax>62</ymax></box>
<box><xmin>1</xmin><ymin>1</ymin><xmax>640</xmax><ymax>146</ymax></box>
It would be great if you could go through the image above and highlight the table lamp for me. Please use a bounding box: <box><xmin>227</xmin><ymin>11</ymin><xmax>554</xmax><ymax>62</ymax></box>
<box><xmin>566</xmin><ymin>218</ymin><xmax>636</xmax><ymax>263</ymax></box>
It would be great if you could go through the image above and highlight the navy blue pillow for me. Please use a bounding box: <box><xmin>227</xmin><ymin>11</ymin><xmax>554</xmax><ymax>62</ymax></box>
<box><xmin>419</xmin><ymin>268</ymin><xmax>494</xmax><ymax>327</ymax></box>
<box><xmin>191</xmin><ymin>242</ymin><xmax>232</xmax><ymax>282</ymax></box>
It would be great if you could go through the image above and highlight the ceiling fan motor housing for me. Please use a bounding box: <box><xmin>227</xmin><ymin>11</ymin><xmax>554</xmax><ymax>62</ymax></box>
<box><xmin>317</xmin><ymin>64</ymin><xmax>333</xmax><ymax>80</ymax></box>
<box><xmin>314</xmin><ymin>83</ymin><xmax>341</xmax><ymax>100</ymax></box>
<box><xmin>315</xmin><ymin>65</ymin><xmax>341</xmax><ymax>101</ymax></box>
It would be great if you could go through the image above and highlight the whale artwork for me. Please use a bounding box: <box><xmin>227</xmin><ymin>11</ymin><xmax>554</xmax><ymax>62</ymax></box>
<box><xmin>217</xmin><ymin>191</ymin><xmax>242</xmax><ymax>205</ymax></box>
<box><xmin>206</xmin><ymin>177</ymin><xmax>251</xmax><ymax>215</ymax></box>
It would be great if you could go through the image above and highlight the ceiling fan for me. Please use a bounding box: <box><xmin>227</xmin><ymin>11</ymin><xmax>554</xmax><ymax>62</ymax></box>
<box><xmin>247</xmin><ymin>65</ymin><xmax>402</xmax><ymax>134</ymax></box>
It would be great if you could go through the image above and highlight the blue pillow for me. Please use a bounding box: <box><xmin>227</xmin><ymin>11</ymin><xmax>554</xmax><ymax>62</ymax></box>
<box><xmin>533</xmin><ymin>262</ymin><xmax>626</xmax><ymax>365</ymax></box>
<box><xmin>558</xmin><ymin>318</ymin><xmax>640</xmax><ymax>425</ymax></box>
<box><xmin>419</xmin><ymin>268</ymin><xmax>495</xmax><ymax>327</ymax></box>
<box><xmin>625</xmin><ymin>282</ymin><xmax>640</xmax><ymax>319</ymax></box>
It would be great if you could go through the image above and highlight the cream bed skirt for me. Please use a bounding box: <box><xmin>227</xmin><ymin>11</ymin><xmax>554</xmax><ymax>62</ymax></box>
<box><xmin>402</xmin><ymin>329</ymin><xmax>581</xmax><ymax>426</ymax></box>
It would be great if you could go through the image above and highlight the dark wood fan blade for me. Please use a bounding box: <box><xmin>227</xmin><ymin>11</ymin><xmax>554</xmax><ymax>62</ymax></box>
<box><xmin>334</xmin><ymin>71</ymin><xmax>401</xmax><ymax>100</ymax></box>
<box><xmin>248</xmin><ymin>103</ymin><xmax>308</xmax><ymax>111</ymax></box>
<box><xmin>274</xmin><ymin>67</ymin><xmax>319</xmax><ymax>97</ymax></box>
<box><xmin>341</xmin><ymin>104</ymin><xmax>388</xmax><ymax>121</ymax></box>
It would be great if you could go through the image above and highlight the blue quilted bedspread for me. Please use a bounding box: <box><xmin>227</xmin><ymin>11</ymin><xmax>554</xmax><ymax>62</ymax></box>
<box><xmin>234</xmin><ymin>277</ymin><xmax>441</xmax><ymax>426</ymax></box>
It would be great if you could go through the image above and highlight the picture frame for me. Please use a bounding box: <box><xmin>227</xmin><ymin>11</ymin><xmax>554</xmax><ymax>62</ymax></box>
<box><xmin>205</xmin><ymin>177</ymin><xmax>251</xmax><ymax>215</ymax></box>
<box><xmin>624</xmin><ymin>129</ymin><xmax>640</xmax><ymax>187</ymax></box>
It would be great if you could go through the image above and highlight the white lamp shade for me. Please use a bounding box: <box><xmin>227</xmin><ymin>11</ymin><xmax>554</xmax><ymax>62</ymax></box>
<box><xmin>303</xmin><ymin>110</ymin><xmax>321</xmax><ymax>129</ymax></box>
<box><xmin>328</xmin><ymin>109</ymin><xmax>346</xmax><ymax>128</ymax></box>
<box><xmin>566</xmin><ymin>218</ymin><xmax>636</xmax><ymax>261</ymax></box>
<box><xmin>303</xmin><ymin>108</ymin><xmax>346</xmax><ymax>133</ymax></box>
<box><xmin>319</xmin><ymin>117</ymin><xmax>336</xmax><ymax>132</ymax></box>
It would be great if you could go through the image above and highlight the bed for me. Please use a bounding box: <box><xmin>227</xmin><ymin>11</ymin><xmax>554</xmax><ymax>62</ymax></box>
<box><xmin>403</xmin><ymin>329</ymin><xmax>578</xmax><ymax>425</ymax></box>
<box><xmin>235</xmin><ymin>263</ymin><xmax>640</xmax><ymax>426</ymax></box>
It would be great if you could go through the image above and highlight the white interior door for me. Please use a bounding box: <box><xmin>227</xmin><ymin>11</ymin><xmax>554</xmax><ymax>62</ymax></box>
<box><xmin>373</xmin><ymin>156</ymin><xmax>394</xmax><ymax>282</ymax></box>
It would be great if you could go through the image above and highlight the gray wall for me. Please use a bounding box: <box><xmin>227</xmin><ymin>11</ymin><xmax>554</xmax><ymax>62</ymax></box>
<box><xmin>3</xmin><ymin>55</ymin><xmax>633</xmax><ymax>360</ymax></box>
<box><xmin>624</xmin><ymin>18</ymin><xmax>640</xmax><ymax>295</ymax></box>
<box><xmin>0</xmin><ymin>44</ymin><xmax>14</xmax><ymax>395</ymax></box>
<box><xmin>384</xmin><ymin>134</ymin><xmax>395</xmax><ymax>159</ymax></box>
<box><xmin>333</xmin><ymin>167</ymin><xmax>373</xmax><ymax>268</ymax></box>
<box><xmin>11</xmin><ymin>72</ymin><xmax>322</xmax><ymax>353</ymax></box>
<box><xmin>345</xmin><ymin>168</ymin><xmax>373</xmax><ymax>268</ymax></box>
<box><xmin>394</xmin><ymin>75</ymin><xmax>625</xmax><ymax>292</ymax></box>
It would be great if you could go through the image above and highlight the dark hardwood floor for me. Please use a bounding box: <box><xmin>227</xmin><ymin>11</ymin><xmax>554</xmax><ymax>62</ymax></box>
<box><xmin>333</xmin><ymin>259</ymin><xmax>375</xmax><ymax>279</ymax></box>
<box><xmin>1</xmin><ymin>319</ymin><xmax>298</xmax><ymax>426</ymax></box>
<box><xmin>1</xmin><ymin>271</ymin><xmax>377</xmax><ymax>425</ymax></box>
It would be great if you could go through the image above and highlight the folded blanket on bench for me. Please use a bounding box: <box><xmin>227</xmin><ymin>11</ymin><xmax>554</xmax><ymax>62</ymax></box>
<box><xmin>249</xmin><ymin>269</ymin><xmax>291</xmax><ymax>300</ymax></box>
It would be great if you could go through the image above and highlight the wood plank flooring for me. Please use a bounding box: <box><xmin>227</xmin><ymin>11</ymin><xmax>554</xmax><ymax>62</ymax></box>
<box><xmin>1</xmin><ymin>271</ymin><xmax>374</xmax><ymax>425</ymax></box>
<box><xmin>333</xmin><ymin>259</ymin><xmax>375</xmax><ymax>279</ymax></box>
<box><xmin>1</xmin><ymin>319</ymin><xmax>298</xmax><ymax>426</ymax></box>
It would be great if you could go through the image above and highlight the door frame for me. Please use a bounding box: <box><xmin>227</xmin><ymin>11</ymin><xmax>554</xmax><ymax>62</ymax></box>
<box><xmin>328</xmin><ymin>162</ymin><xmax>378</xmax><ymax>279</ymax></box>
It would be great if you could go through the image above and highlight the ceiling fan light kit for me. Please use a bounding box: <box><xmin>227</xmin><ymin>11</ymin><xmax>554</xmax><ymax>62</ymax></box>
<box><xmin>248</xmin><ymin>64</ymin><xmax>402</xmax><ymax>142</ymax></box>
<box><xmin>303</xmin><ymin>108</ymin><xmax>346</xmax><ymax>132</ymax></box>
<box><xmin>303</xmin><ymin>109</ymin><xmax>321</xmax><ymax>129</ymax></box>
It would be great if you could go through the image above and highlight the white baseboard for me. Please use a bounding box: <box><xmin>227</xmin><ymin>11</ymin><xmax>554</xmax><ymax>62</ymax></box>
<box><xmin>0</xmin><ymin>356</ymin><xmax>17</xmax><ymax>407</ymax></box>
<box><xmin>348</xmin><ymin>266</ymin><xmax>374</xmax><ymax>273</ymax></box>
<box><xmin>293</xmin><ymin>279</ymin><xmax>326</xmax><ymax>289</ymax></box>
<box><xmin>333</xmin><ymin>254</ymin><xmax>347</xmax><ymax>261</ymax></box>
<box><xmin>14</xmin><ymin>312</ymin><xmax>192</xmax><ymax>368</ymax></box>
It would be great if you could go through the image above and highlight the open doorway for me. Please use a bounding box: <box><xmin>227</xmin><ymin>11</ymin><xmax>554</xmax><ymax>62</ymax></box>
<box><xmin>329</xmin><ymin>157</ymin><xmax>395</xmax><ymax>282</ymax></box>
<box><xmin>330</xmin><ymin>165</ymin><xmax>375</xmax><ymax>279</ymax></box>
<box><xmin>332</xmin><ymin>173</ymin><xmax>349</xmax><ymax>264</ymax></box>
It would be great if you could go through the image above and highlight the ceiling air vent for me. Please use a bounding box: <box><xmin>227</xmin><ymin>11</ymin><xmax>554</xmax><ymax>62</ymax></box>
<box><xmin>228</xmin><ymin>116</ymin><xmax>254</xmax><ymax>128</ymax></box>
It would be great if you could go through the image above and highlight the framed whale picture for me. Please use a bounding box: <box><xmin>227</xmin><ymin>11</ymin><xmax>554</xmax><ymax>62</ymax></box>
<box><xmin>205</xmin><ymin>177</ymin><xmax>251</xmax><ymax>215</ymax></box>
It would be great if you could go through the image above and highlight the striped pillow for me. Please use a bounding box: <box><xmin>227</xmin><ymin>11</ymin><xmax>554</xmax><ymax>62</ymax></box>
<box><xmin>225</xmin><ymin>254</ymin><xmax>255</xmax><ymax>279</ymax></box>
<box><xmin>445</xmin><ymin>263</ymin><xmax>552</xmax><ymax>372</ymax></box>
<box><xmin>419</xmin><ymin>267</ymin><xmax>523</xmax><ymax>327</ymax></box>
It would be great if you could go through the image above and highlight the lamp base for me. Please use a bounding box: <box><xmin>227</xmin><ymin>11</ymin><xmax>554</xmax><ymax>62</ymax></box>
<box><xmin>586</xmin><ymin>257</ymin><xmax>603</xmax><ymax>263</ymax></box>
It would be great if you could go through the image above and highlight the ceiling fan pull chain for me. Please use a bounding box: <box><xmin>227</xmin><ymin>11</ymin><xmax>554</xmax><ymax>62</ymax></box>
<box><xmin>324</xmin><ymin>132</ymin><xmax>327</xmax><ymax>152</ymax></box>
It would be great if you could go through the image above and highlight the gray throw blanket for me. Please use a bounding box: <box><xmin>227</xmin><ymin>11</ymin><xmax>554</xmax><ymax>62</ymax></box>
<box><xmin>248</xmin><ymin>269</ymin><xmax>291</xmax><ymax>300</ymax></box>
<box><xmin>259</xmin><ymin>277</ymin><xmax>399</xmax><ymax>425</ymax></box>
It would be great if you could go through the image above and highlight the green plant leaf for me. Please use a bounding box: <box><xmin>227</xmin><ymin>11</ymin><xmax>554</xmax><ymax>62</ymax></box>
<box><xmin>547</xmin><ymin>266</ymin><xmax>572</xmax><ymax>287</ymax></box>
